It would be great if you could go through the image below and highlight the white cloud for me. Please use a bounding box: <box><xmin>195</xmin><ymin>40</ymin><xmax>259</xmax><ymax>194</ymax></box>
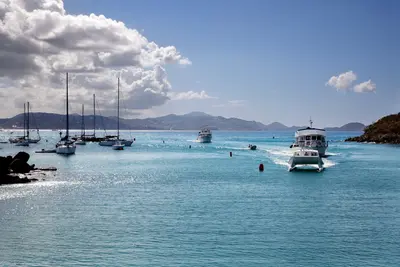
<box><xmin>326</xmin><ymin>71</ymin><xmax>357</xmax><ymax>90</ymax></box>
<box><xmin>169</xmin><ymin>90</ymin><xmax>216</xmax><ymax>100</ymax></box>
<box><xmin>353</xmin><ymin>80</ymin><xmax>376</xmax><ymax>93</ymax></box>
<box><xmin>0</xmin><ymin>0</ymin><xmax>191</xmax><ymax>117</ymax></box>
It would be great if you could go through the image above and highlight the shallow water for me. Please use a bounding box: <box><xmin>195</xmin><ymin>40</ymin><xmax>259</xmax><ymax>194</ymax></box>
<box><xmin>1</xmin><ymin>130</ymin><xmax>399</xmax><ymax>266</ymax></box>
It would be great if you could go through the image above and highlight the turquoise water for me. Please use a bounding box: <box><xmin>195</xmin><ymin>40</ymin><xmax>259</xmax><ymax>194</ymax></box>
<box><xmin>0</xmin><ymin>130</ymin><xmax>399</xmax><ymax>266</ymax></box>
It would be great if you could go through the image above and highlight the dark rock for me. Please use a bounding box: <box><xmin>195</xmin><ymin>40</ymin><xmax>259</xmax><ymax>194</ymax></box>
<box><xmin>13</xmin><ymin>151</ymin><xmax>30</xmax><ymax>163</ymax></box>
<box><xmin>30</xmin><ymin>164</ymin><xmax>35</xmax><ymax>170</ymax></box>
<box><xmin>10</xmin><ymin>159</ymin><xmax>31</xmax><ymax>174</ymax></box>
<box><xmin>0</xmin><ymin>156</ymin><xmax>10</xmax><ymax>175</ymax></box>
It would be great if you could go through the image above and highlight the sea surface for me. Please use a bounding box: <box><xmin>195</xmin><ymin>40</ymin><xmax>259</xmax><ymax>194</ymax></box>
<box><xmin>0</xmin><ymin>130</ymin><xmax>399</xmax><ymax>267</ymax></box>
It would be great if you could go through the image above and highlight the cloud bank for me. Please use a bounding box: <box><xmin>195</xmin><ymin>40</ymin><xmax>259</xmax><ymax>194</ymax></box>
<box><xmin>0</xmin><ymin>0</ymin><xmax>201</xmax><ymax>117</ymax></box>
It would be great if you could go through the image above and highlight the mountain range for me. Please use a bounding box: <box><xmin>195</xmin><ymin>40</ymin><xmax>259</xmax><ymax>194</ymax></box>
<box><xmin>0</xmin><ymin>111</ymin><xmax>365</xmax><ymax>131</ymax></box>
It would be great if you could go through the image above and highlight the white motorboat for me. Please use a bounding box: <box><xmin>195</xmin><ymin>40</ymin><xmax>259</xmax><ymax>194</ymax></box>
<box><xmin>197</xmin><ymin>128</ymin><xmax>212</xmax><ymax>143</ymax></box>
<box><xmin>56</xmin><ymin>73</ymin><xmax>76</xmax><ymax>155</ymax></box>
<box><xmin>290</xmin><ymin>118</ymin><xmax>328</xmax><ymax>157</ymax></box>
<box><xmin>288</xmin><ymin>149</ymin><xmax>324</xmax><ymax>172</ymax></box>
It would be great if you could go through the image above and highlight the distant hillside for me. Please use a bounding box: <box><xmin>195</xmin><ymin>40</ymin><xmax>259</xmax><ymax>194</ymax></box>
<box><xmin>346</xmin><ymin>113</ymin><xmax>400</xmax><ymax>144</ymax></box>
<box><xmin>325</xmin><ymin>122</ymin><xmax>365</xmax><ymax>131</ymax></box>
<box><xmin>0</xmin><ymin>112</ymin><xmax>365</xmax><ymax>131</ymax></box>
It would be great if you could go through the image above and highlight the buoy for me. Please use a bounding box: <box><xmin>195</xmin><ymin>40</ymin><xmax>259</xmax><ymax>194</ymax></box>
<box><xmin>134</xmin><ymin>138</ymin><xmax>136</xmax><ymax>141</ymax></box>
<box><xmin>259</xmin><ymin>163</ymin><xmax>264</xmax><ymax>172</ymax></box>
<box><xmin>230</xmin><ymin>151</ymin><xmax>232</xmax><ymax>157</ymax></box>
<box><xmin>189</xmin><ymin>145</ymin><xmax>191</xmax><ymax>149</ymax></box>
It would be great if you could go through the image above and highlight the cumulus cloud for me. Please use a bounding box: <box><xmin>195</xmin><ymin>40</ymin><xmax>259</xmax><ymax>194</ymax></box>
<box><xmin>326</xmin><ymin>71</ymin><xmax>357</xmax><ymax>90</ymax></box>
<box><xmin>169</xmin><ymin>90</ymin><xmax>216</xmax><ymax>100</ymax></box>
<box><xmin>0</xmin><ymin>0</ymin><xmax>191</xmax><ymax>117</ymax></box>
<box><xmin>326</xmin><ymin>71</ymin><xmax>377</xmax><ymax>94</ymax></box>
<box><xmin>353</xmin><ymin>80</ymin><xmax>376</xmax><ymax>93</ymax></box>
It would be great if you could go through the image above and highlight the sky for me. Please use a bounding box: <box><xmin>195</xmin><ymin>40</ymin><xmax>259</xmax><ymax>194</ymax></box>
<box><xmin>0</xmin><ymin>0</ymin><xmax>399</xmax><ymax>127</ymax></box>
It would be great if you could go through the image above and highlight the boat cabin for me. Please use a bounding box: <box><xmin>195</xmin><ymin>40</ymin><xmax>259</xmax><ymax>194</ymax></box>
<box><xmin>293</xmin><ymin>127</ymin><xmax>327</xmax><ymax>148</ymax></box>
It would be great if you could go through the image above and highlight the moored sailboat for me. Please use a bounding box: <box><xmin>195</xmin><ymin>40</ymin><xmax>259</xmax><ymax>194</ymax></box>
<box><xmin>56</xmin><ymin>73</ymin><xmax>76</xmax><ymax>155</ymax></box>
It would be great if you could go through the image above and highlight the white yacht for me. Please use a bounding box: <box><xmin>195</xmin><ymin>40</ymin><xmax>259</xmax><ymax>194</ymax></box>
<box><xmin>197</xmin><ymin>128</ymin><xmax>212</xmax><ymax>143</ymax></box>
<box><xmin>288</xmin><ymin>149</ymin><xmax>324</xmax><ymax>172</ymax></box>
<box><xmin>56</xmin><ymin>73</ymin><xmax>76</xmax><ymax>155</ymax></box>
<box><xmin>290</xmin><ymin>119</ymin><xmax>328</xmax><ymax>157</ymax></box>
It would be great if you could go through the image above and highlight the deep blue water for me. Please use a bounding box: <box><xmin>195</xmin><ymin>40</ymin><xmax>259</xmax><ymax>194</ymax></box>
<box><xmin>0</xmin><ymin>130</ymin><xmax>399</xmax><ymax>266</ymax></box>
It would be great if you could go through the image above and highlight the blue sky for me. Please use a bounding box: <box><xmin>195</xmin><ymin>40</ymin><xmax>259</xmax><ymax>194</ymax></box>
<box><xmin>64</xmin><ymin>0</ymin><xmax>399</xmax><ymax>127</ymax></box>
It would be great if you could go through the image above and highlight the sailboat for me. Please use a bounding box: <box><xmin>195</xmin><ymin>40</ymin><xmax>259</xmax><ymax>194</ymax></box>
<box><xmin>112</xmin><ymin>77</ymin><xmax>124</xmax><ymax>150</ymax></box>
<box><xmin>75</xmin><ymin>104</ymin><xmax>86</xmax><ymax>145</ymax></box>
<box><xmin>13</xmin><ymin>103</ymin><xmax>29</xmax><ymax>146</ymax></box>
<box><xmin>100</xmin><ymin>77</ymin><xmax>132</xmax><ymax>148</ymax></box>
<box><xmin>27</xmin><ymin>102</ymin><xmax>41</xmax><ymax>143</ymax></box>
<box><xmin>56</xmin><ymin>73</ymin><xmax>76</xmax><ymax>155</ymax></box>
<box><xmin>9</xmin><ymin>102</ymin><xmax>41</xmax><ymax>144</ymax></box>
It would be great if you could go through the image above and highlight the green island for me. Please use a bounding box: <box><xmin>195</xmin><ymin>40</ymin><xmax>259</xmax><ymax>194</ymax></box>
<box><xmin>346</xmin><ymin>113</ymin><xmax>400</xmax><ymax>144</ymax></box>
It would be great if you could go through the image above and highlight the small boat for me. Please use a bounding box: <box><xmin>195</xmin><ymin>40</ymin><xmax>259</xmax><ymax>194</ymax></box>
<box><xmin>74</xmin><ymin>139</ymin><xmax>86</xmax><ymax>145</ymax></box>
<box><xmin>56</xmin><ymin>73</ymin><xmax>76</xmax><ymax>155</ymax></box>
<box><xmin>112</xmin><ymin>140</ymin><xmax>124</xmax><ymax>150</ymax></box>
<box><xmin>248</xmin><ymin>144</ymin><xmax>257</xmax><ymax>150</ymax></box>
<box><xmin>35</xmin><ymin>149</ymin><xmax>57</xmax><ymax>153</ymax></box>
<box><xmin>197</xmin><ymin>127</ymin><xmax>212</xmax><ymax>143</ymax></box>
<box><xmin>74</xmin><ymin>104</ymin><xmax>86</xmax><ymax>145</ymax></box>
<box><xmin>288</xmin><ymin>149</ymin><xmax>324</xmax><ymax>172</ymax></box>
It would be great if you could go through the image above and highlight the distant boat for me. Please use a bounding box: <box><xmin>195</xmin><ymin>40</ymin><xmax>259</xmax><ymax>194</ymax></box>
<box><xmin>248</xmin><ymin>144</ymin><xmax>257</xmax><ymax>150</ymax></box>
<box><xmin>56</xmin><ymin>73</ymin><xmax>76</xmax><ymax>155</ymax></box>
<box><xmin>197</xmin><ymin>127</ymin><xmax>212</xmax><ymax>143</ymax></box>
<box><xmin>74</xmin><ymin>104</ymin><xmax>86</xmax><ymax>145</ymax></box>
<box><xmin>99</xmin><ymin>77</ymin><xmax>132</xmax><ymax>148</ymax></box>
<box><xmin>9</xmin><ymin>102</ymin><xmax>40</xmax><ymax>145</ymax></box>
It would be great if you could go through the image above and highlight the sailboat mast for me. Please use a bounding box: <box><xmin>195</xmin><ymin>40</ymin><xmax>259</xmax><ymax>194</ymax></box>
<box><xmin>66</xmin><ymin>73</ymin><xmax>69</xmax><ymax>138</ymax></box>
<box><xmin>117</xmin><ymin>77</ymin><xmax>120</xmax><ymax>139</ymax></box>
<box><xmin>27</xmin><ymin>102</ymin><xmax>30</xmax><ymax>139</ymax></box>
<box><xmin>93</xmin><ymin>94</ymin><xmax>96</xmax><ymax>137</ymax></box>
<box><xmin>23</xmin><ymin>103</ymin><xmax>26</xmax><ymax>139</ymax></box>
<box><xmin>81</xmin><ymin>104</ymin><xmax>85</xmax><ymax>137</ymax></box>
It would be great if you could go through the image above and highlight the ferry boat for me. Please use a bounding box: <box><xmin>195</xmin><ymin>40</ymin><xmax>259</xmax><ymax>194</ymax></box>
<box><xmin>288</xmin><ymin>149</ymin><xmax>324</xmax><ymax>172</ymax></box>
<box><xmin>290</xmin><ymin>119</ymin><xmax>328</xmax><ymax>157</ymax></box>
<box><xmin>197</xmin><ymin>128</ymin><xmax>212</xmax><ymax>143</ymax></box>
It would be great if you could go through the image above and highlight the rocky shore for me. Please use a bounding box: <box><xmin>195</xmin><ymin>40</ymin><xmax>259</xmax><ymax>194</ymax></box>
<box><xmin>0</xmin><ymin>151</ymin><xmax>57</xmax><ymax>186</ymax></box>
<box><xmin>345</xmin><ymin>113</ymin><xmax>400</xmax><ymax>144</ymax></box>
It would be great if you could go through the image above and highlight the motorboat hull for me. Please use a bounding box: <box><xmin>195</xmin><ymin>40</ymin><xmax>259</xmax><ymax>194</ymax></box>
<box><xmin>15</xmin><ymin>141</ymin><xmax>29</xmax><ymax>147</ymax></box>
<box><xmin>75</xmin><ymin>140</ymin><xmax>86</xmax><ymax>145</ymax></box>
<box><xmin>99</xmin><ymin>139</ymin><xmax>132</xmax><ymax>146</ymax></box>
<box><xmin>288</xmin><ymin>149</ymin><xmax>324</xmax><ymax>172</ymax></box>
<box><xmin>197</xmin><ymin>135</ymin><xmax>212</xmax><ymax>143</ymax></box>
<box><xmin>56</xmin><ymin>144</ymin><xmax>76</xmax><ymax>155</ymax></box>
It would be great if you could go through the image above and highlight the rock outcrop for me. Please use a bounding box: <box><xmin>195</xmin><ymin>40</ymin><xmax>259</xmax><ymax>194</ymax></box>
<box><xmin>345</xmin><ymin>113</ymin><xmax>400</xmax><ymax>144</ymax></box>
<box><xmin>0</xmin><ymin>152</ymin><xmax>56</xmax><ymax>186</ymax></box>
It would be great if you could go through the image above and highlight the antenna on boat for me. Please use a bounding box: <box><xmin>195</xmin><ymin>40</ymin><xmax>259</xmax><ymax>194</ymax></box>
<box><xmin>309</xmin><ymin>117</ymin><xmax>313</xmax><ymax>128</ymax></box>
